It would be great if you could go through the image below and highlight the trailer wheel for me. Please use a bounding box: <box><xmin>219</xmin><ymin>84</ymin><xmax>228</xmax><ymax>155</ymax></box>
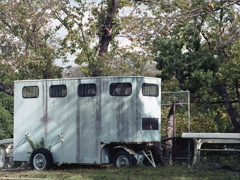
<box><xmin>29</xmin><ymin>148</ymin><xmax>53</xmax><ymax>170</ymax></box>
<box><xmin>113</xmin><ymin>150</ymin><xmax>137</xmax><ymax>168</ymax></box>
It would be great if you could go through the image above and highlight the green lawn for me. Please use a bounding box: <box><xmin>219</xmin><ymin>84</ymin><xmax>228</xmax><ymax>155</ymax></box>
<box><xmin>0</xmin><ymin>164</ymin><xmax>239</xmax><ymax>180</ymax></box>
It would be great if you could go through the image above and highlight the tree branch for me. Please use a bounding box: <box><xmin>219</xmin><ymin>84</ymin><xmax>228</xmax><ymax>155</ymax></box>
<box><xmin>0</xmin><ymin>83</ymin><xmax>14</xmax><ymax>96</ymax></box>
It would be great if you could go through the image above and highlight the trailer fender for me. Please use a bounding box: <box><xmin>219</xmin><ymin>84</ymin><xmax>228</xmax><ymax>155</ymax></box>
<box><xmin>113</xmin><ymin>146</ymin><xmax>135</xmax><ymax>155</ymax></box>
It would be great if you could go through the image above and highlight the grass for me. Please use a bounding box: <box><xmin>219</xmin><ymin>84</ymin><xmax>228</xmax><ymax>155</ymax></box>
<box><xmin>0</xmin><ymin>164</ymin><xmax>239</xmax><ymax>180</ymax></box>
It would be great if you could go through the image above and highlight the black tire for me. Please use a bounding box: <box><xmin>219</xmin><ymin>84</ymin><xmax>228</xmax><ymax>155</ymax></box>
<box><xmin>29</xmin><ymin>148</ymin><xmax>53</xmax><ymax>170</ymax></box>
<box><xmin>113</xmin><ymin>150</ymin><xmax>137</xmax><ymax>168</ymax></box>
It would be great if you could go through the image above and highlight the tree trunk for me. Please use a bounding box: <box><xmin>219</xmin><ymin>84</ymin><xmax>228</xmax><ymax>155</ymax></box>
<box><xmin>98</xmin><ymin>0</ymin><xmax>120</xmax><ymax>57</ymax></box>
<box><xmin>235</xmin><ymin>80</ymin><xmax>240</xmax><ymax>107</ymax></box>
<box><xmin>153</xmin><ymin>142</ymin><xmax>164</xmax><ymax>166</ymax></box>
<box><xmin>165</xmin><ymin>105</ymin><xmax>174</xmax><ymax>164</ymax></box>
<box><xmin>0</xmin><ymin>83</ymin><xmax>14</xmax><ymax>96</ymax></box>
<box><xmin>211</xmin><ymin>83</ymin><xmax>240</xmax><ymax>133</ymax></box>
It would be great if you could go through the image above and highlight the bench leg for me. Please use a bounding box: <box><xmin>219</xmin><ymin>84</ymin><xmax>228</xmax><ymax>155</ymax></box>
<box><xmin>192</xmin><ymin>139</ymin><xmax>203</xmax><ymax>165</ymax></box>
<box><xmin>2</xmin><ymin>144</ymin><xmax>12</xmax><ymax>169</ymax></box>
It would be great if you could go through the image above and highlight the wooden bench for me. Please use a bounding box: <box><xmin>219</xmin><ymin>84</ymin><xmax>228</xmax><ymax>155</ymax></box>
<box><xmin>181</xmin><ymin>133</ymin><xmax>240</xmax><ymax>165</ymax></box>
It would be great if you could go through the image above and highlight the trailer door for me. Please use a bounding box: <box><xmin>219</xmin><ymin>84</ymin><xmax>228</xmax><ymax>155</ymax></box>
<box><xmin>140</xmin><ymin>78</ymin><xmax>161</xmax><ymax>142</ymax></box>
<box><xmin>101</xmin><ymin>77</ymin><xmax>139</xmax><ymax>143</ymax></box>
<box><xmin>75</xmin><ymin>78</ymin><xmax>101</xmax><ymax>164</ymax></box>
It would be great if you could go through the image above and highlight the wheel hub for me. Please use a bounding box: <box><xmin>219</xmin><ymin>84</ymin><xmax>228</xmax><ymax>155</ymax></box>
<box><xmin>116</xmin><ymin>155</ymin><xmax>129</xmax><ymax>167</ymax></box>
<box><xmin>33</xmin><ymin>153</ymin><xmax>46</xmax><ymax>170</ymax></box>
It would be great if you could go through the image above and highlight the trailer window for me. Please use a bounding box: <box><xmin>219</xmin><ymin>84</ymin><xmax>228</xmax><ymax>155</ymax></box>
<box><xmin>110</xmin><ymin>83</ymin><xmax>132</xmax><ymax>96</ymax></box>
<box><xmin>49</xmin><ymin>85</ymin><xmax>67</xmax><ymax>97</ymax></box>
<box><xmin>78</xmin><ymin>84</ymin><xmax>96</xmax><ymax>97</ymax></box>
<box><xmin>142</xmin><ymin>83</ymin><xmax>159</xmax><ymax>97</ymax></box>
<box><xmin>23</xmin><ymin>86</ymin><xmax>39</xmax><ymax>98</ymax></box>
<box><xmin>142</xmin><ymin>118</ymin><xmax>159</xmax><ymax>130</ymax></box>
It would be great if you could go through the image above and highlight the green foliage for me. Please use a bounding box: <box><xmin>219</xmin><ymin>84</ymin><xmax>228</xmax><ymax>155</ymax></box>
<box><xmin>161</xmin><ymin>103</ymin><xmax>233</xmax><ymax>135</ymax></box>
<box><xmin>154</xmin><ymin>1</ymin><xmax>240</xmax><ymax>132</ymax></box>
<box><xmin>26</xmin><ymin>137</ymin><xmax>49</xmax><ymax>153</ymax></box>
<box><xmin>219</xmin><ymin>154</ymin><xmax>240</xmax><ymax>170</ymax></box>
<box><xmin>0</xmin><ymin>91</ymin><xmax>13</xmax><ymax>115</ymax></box>
<box><xmin>32</xmin><ymin>137</ymin><xmax>45</xmax><ymax>151</ymax></box>
<box><xmin>0</xmin><ymin>0</ymin><xmax>64</xmax><ymax>140</ymax></box>
<box><xmin>190</xmin><ymin>106</ymin><xmax>232</xmax><ymax>133</ymax></box>
<box><xmin>55</xmin><ymin>0</ymin><xmax>159</xmax><ymax>77</ymax></box>
<box><xmin>0</xmin><ymin>92</ymin><xmax>13</xmax><ymax>139</ymax></box>
<box><xmin>0</xmin><ymin>106</ymin><xmax>13</xmax><ymax>139</ymax></box>
<box><xmin>0</xmin><ymin>0</ymin><xmax>239</xmax><ymax>134</ymax></box>
<box><xmin>0</xmin><ymin>0</ymin><xmax>63</xmax><ymax>84</ymax></box>
<box><xmin>56</xmin><ymin>0</ymin><xmax>125</xmax><ymax>76</ymax></box>
<box><xmin>154</xmin><ymin>23</ymin><xmax>219</xmax><ymax>98</ymax></box>
<box><xmin>199</xmin><ymin>143</ymin><xmax>240</xmax><ymax>171</ymax></box>
<box><xmin>75</xmin><ymin>46</ymin><xmax>114</xmax><ymax>77</ymax></box>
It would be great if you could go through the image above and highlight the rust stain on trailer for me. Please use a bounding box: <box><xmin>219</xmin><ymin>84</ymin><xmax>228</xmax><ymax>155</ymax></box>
<box><xmin>40</xmin><ymin>109</ymin><xmax>52</xmax><ymax>132</ymax></box>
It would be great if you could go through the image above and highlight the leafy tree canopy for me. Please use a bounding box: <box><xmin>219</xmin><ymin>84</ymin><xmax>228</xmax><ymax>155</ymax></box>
<box><xmin>0</xmin><ymin>0</ymin><xmax>64</xmax><ymax>94</ymax></box>
<box><xmin>153</xmin><ymin>0</ymin><xmax>240</xmax><ymax>132</ymax></box>
<box><xmin>0</xmin><ymin>0</ymin><xmax>239</xmax><ymax>134</ymax></box>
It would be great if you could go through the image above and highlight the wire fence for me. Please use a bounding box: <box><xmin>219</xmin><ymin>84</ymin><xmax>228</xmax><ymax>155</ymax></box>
<box><xmin>161</xmin><ymin>91</ymin><xmax>189</xmax><ymax>106</ymax></box>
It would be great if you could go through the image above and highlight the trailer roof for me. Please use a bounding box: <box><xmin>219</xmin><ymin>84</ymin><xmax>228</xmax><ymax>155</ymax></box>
<box><xmin>14</xmin><ymin>76</ymin><xmax>160</xmax><ymax>83</ymax></box>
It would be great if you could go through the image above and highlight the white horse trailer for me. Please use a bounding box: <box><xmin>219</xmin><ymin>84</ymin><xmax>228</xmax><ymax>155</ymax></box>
<box><xmin>13</xmin><ymin>76</ymin><xmax>161</xmax><ymax>170</ymax></box>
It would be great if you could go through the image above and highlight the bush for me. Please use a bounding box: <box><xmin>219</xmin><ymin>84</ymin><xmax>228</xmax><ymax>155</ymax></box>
<box><xmin>0</xmin><ymin>106</ymin><xmax>13</xmax><ymax>139</ymax></box>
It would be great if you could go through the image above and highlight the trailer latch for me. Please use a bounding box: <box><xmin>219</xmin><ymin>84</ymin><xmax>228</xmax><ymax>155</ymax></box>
<box><xmin>25</xmin><ymin>132</ymin><xmax>30</xmax><ymax>139</ymax></box>
<box><xmin>58</xmin><ymin>133</ymin><xmax>64</xmax><ymax>143</ymax></box>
